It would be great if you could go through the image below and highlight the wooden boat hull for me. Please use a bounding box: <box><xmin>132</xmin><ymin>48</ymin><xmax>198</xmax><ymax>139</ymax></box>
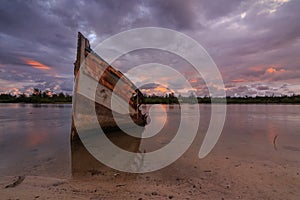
<box><xmin>71</xmin><ymin>32</ymin><xmax>146</xmax><ymax>175</ymax></box>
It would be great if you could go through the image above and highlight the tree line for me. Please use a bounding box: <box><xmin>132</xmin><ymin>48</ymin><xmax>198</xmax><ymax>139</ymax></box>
<box><xmin>0</xmin><ymin>89</ymin><xmax>299</xmax><ymax>104</ymax></box>
<box><xmin>143</xmin><ymin>93</ymin><xmax>300</xmax><ymax>104</ymax></box>
<box><xmin>0</xmin><ymin>88</ymin><xmax>72</xmax><ymax>103</ymax></box>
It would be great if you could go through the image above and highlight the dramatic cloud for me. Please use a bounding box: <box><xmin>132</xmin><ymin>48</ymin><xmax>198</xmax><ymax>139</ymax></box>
<box><xmin>0</xmin><ymin>0</ymin><xmax>299</xmax><ymax>96</ymax></box>
<box><xmin>140</xmin><ymin>83</ymin><xmax>174</xmax><ymax>96</ymax></box>
<box><xmin>22</xmin><ymin>58</ymin><xmax>51</xmax><ymax>71</ymax></box>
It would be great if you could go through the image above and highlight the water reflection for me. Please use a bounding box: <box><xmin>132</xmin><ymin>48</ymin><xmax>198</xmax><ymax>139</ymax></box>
<box><xmin>26</xmin><ymin>131</ymin><xmax>48</xmax><ymax>147</ymax></box>
<box><xmin>70</xmin><ymin>104</ymin><xmax>181</xmax><ymax>176</ymax></box>
<box><xmin>0</xmin><ymin>104</ymin><xmax>72</xmax><ymax>177</ymax></box>
<box><xmin>71</xmin><ymin>125</ymin><xmax>143</xmax><ymax>177</ymax></box>
<box><xmin>0</xmin><ymin>104</ymin><xmax>300</xmax><ymax>178</ymax></box>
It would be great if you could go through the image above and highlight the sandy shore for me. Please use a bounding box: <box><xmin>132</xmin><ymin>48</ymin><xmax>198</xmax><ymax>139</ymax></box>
<box><xmin>1</xmin><ymin>154</ymin><xmax>299</xmax><ymax>200</ymax></box>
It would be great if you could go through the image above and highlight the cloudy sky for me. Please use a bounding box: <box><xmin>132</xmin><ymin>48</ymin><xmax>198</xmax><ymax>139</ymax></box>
<box><xmin>0</xmin><ymin>0</ymin><xmax>299</xmax><ymax>97</ymax></box>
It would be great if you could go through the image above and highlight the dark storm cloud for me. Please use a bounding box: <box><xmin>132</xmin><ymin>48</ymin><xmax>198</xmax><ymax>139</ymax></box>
<box><xmin>195</xmin><ymin>0</ymin><xmax>300</xmax><ymax>96</ymax></box>
<box><xmin>196</xmin><ymin>0</ymin><xmax>300</xmax><ymax>63</ymax></box>
<box><xmin>0</xmin><ymin>0</ymin><xmax>203</xmax><ymax>94</ymax></box>
<box><xmin>144</xmin><ymin>0</ymin><xmax>201</xmax><ymax>29</ymax></box>
<box><xmin>0</xmin><ymin>0</ymin><xmax>299</xmax><ymax>96</ymax></box>
<box><xmin>0</xmin><ymin>0</ymin><xmax>77</xmax><ymax>76</ymax></box>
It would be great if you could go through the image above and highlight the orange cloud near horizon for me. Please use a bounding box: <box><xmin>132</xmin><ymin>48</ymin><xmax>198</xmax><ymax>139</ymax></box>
<box><xmin>22</xmin><ymin>58</ymin><xmax>51</xmax><ymax>70</ymax></box>
<box><xmin>249</xmin><ymin>65</ymin><xmax>286</xmax><ymax>74</ymax></box>
<box><xmin>155</xmin><ymin>85</ymin><xmax>169</xmax><ymax>93</ymax></box>
<box><xmin>189</xmin><ymin>79</ymin><xmax>198</xmax><ymax>83</ymax></box>
<box><xmin>249</xmin><ymin>65</ymin><xmax>265</xmax><ymax>72</ymax></box>
<box><xmin>266</xmin><ymin>67</ymin><xmax>286</xmax><ymax>74</ymax></box>
<box><xmin>231</xmin><ymin>78</ymin><xmax>248</xmax><ymax>83</ymax></box>
<box><xmin>141</xmin><ymin>85</ymin><xmax>174</xmax><ymax>95</ymax></box>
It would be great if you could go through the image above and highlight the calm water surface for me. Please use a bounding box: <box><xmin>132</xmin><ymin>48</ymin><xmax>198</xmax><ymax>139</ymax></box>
<box><xmin>0</xmin><ymin>104</ymin><xmax>299</xmax><ymax>178</ymax></box>
<box><xmin>0</xmin><ymin>104</ymin><xmax>72</xmax><ymax>177</ymax></box>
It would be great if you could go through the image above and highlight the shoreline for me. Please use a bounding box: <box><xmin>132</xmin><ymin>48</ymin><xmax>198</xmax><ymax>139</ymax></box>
<box><xmin>1</xmin><ymin>155</ymin><xmax>299</xmax><ymax>199</ymax></box>
<box><xmin>0</xmin><ymin>102</ymin><xmax>300</xmax><ymax>105</ymax></box>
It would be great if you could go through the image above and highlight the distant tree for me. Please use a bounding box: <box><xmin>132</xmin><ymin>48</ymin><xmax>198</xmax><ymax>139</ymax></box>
<box><xmin>58</xmin><ymin>92</ymin><xmax>65</xmax><ymax>98</ymax></box>
<box><xmin>41</xmin><ymin>91</ymin><xmax>47</xmax><ymax>98</ymax></box>
<box><xmin>32</xmin><ymin>88</ymin><xmax>41</xmax><ymax>96</ymax></box>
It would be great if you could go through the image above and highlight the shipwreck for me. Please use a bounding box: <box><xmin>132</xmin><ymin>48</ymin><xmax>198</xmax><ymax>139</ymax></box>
<box><xmin>70</xmin><ymin>32</ymin><xmax>146</xmax><ymax>175</ymax></box>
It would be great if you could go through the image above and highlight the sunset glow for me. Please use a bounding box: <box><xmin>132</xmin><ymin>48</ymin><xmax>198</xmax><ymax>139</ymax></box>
<box><xmin>266</xmin><ymin>67</ymin><xmax>286</xmax><ymax>74</ymax></box>
<box><xmin>231</xmin><ymin>78</ymin><xmax>248</xmax><ymax>83</ymax></box>
<box><xmin>23</xmin><ymin>58</ymin><xmax>51</xmax><ymax>71</ymax></box>
<box><xmin>141</xmin><ymin>85</ymin><xmax>174</xmax><ymax>96</ymax></box>
<box><xmin>250</xmin><ymin>65</ymin><xmax>266</xmax><ymax>72</ymax></box>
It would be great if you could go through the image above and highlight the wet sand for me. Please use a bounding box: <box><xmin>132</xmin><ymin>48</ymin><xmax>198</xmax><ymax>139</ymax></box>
<box><xmin>1</xmin><ymin>154</ymin><xmax>299</xmax><ymax>199</ymax></box>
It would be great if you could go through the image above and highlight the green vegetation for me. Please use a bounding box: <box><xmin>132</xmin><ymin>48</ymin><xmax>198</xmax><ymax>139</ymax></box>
<box><xmin>143</xmin><ymin>94</ymin><xmax>300</xmax><ymax>104</ymax></box>
<box><xmin>0</xmin><ymin>88</ymin><xmax>72</xmax><ymax>103</ymax></box>
<box><xmin>1</xmin><ymin>88</ymin><xmax>299</xmax><ymax>104</ymax></box>
<box><xmin>143</xmin><ymin>93</ymin><xmax>180</xmax><ymax>104</ymax></box>
<box><xmin>221</xmin><ymin>95</ymin><xmax>300</xmax><ymax>104</ymax></box>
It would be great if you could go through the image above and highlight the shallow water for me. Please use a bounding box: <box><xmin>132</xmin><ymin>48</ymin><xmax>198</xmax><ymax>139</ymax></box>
<box><xmin>0</xmin><ymin>104</ymin><xmax>72</xmax><ymax>177</ymax></box>
<box><xmin>0</xmin><ymin>103</ymin><xmax>299</xmax><ymax>177</ymax></box>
